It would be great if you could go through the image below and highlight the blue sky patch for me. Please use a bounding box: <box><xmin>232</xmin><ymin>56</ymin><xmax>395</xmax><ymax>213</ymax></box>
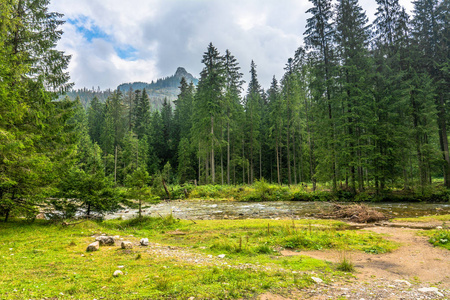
<box><xmin>68</xmin><ymin>16</ymin><xmax>110</xmax><ymax>42</ymax></box>
<box><xmin>115</xmin><ymin>45</ymin><xmax>138</xmax><ymax>60</ymax></box>
<box><xmin>68</xmin><ymin>16</ymin><xmax>137</xmax><ymax>60</ymax></box>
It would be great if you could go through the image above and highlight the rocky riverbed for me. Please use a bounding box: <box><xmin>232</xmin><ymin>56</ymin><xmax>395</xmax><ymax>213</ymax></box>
<box><xmin>105</xmin><ymin>200</ymin><xmax>450</xmax><ymax>221</ymax></box>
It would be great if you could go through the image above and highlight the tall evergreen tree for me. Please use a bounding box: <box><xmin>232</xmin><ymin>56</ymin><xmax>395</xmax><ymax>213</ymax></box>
<box><xmin>304</xmin><ymin>0</ymin><xmax>337</xmax><ymax>189</ymax></box>
<box><xmin>192</xmin><ymin>43</ymin><xmax>225</xmax><ymax>184</ymax></box>
<box><xmin>335</xmin><ymin>0</ymin><xmax>373</xmax><ymax>193</ymax></box>
<box><xmin>0</xmin><ymin>0</ymin><xmax>75</xmax><ymax>221</ymax></box>
<box><xmin>244</xmin><ymin>60</ymin><xmax>262</xmax><ymax>183</ymax></box>
<box><xmin>224</xmin><ymin>50</ymin><xmax>244</xmax><ymax>184</ymax></box>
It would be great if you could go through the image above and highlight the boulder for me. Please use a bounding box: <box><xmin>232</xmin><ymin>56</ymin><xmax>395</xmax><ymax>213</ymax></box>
<box><xmin>95</xmin><ymin>236</ymin><xmax>115</xmax><ymax>246</ymax></box>
<box><xmin>35</xmin><ymin>213</ymin><xmax>45</xmax><ymax>220</ymax></box>
<box><xmin>311</xmin><ymin>277</ymin><xmax>323</xmax><ymax>284</ymax></box>
<box><xmin>418</xmin><ymin>287</ymin><xmax>444</xmax><ymax>297</ymax></box>
<box><xmin>86</xmin><ymin>241</ymin><xmax>100</xmax><ymax>252</ymax></box>
<box><xmin>140</xmin><ymin>238</ymin><xmax>149</xmax><ymax>246</ymax></box>
<box><xmin>121</xmin><ymin>241</ymin><xmax>133</xmax><ymax>249</ymax></box>
<box><xmin>113</xmin><ymin>270</ymin><xmax>123</xmax><ymax>277</ymax></box>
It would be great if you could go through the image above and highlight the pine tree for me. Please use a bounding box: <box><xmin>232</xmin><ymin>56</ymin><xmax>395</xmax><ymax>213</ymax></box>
<box><xmin>372</xmin><ymin>0</ymin><xmax>412</xmax><ymax>191</ymax></box>
<box><xmin>177</xmin><ymin>138</ymin><xmax>195</xmax><ymax>183</ymax></box>
<box><xmin>335</xmin><ymin>0</ymin><xmax>373</xmax><ymax>193</ymax></box>
<box><xmin>304</xmin><ymin>0</ymin><xmax>337</xmax><ymax>189</ymax></box>
<box><xmin>245</xmin><ymin>60</ymin><xmax>262</xmax><ymax>183</ymax></box>
<box><xmin>87</xmin><ymin>96</ymin><xmax>104</xmax><ymax>145</ymax></box>
<box><xmin>224</xmin><ymin>50</ymin><xmax>244</xmax><ymax>184</ymax></box>
<box><xmin>0</xmin><ymin>0</ymin><xmax>74</xmax><ymax>221</ymax></box>
<box><xmin>191</xmin><ymin>43</ymin><xmax>225</xmax><ymax>184</ymax></box>
<box><xmin>135</xmin><ymin>89</ymin><xmax>151</xmax><ymax>139</ymax></box>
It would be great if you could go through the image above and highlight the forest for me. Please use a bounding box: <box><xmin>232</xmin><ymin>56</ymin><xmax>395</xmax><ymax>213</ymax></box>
<box><xmin>1</xmin><ymin>0</ymin><xmax>449</xmax><ymax>221</ymax></box>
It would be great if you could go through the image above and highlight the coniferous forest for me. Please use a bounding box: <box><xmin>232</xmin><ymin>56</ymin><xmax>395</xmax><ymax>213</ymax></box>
<box><xmin>1</xmin><ymin>0</ymin><xmax>450</xmax><ymax>220</ymax></box>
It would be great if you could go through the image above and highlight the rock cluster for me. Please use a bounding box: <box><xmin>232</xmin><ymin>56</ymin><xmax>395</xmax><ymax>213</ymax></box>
<box><xmin>95</xmin><ymin>236</ymin><xmax>115</xmax><ymax>245</ymax></box>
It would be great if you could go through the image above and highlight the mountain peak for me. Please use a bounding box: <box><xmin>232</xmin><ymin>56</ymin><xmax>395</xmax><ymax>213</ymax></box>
<box><xmin>175</xmin><ymin>67</ymin><xmax>189</xmax><ymax>78</ymax></box>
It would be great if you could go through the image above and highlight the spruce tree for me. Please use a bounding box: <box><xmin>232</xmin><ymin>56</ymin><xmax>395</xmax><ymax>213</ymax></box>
<box><xmin>335</xmin><ymin>0</ymin><xmax>373</xmax><ymax>193</ymax></box>
<box><xmin>191</xmin><ymin>43</ymin><xmax>225</xmax><ymax>184</ymax></box>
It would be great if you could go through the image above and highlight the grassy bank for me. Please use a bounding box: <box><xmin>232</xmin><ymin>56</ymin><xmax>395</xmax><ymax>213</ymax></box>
<box><xmin>0</xmin><ymin>217</ymin><xmax>397</xmax><ymax>299</ymax></box>
<box><xmin>153</xmin><ymin>180</ymin><xmax>450</xmax><ymax>203</ymax></box>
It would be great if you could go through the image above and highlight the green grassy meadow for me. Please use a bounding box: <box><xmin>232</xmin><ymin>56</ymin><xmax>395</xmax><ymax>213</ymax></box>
<box><xmin>0</xmin><ymin>217</ymin><xmax>398</xmax><ymax>299</ymax></box>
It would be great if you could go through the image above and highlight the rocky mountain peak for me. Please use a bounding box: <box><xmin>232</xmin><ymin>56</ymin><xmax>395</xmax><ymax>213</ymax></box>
<box><xmin>175</xmin><ymin>67</ymin><xmax>189</xmax><ymax>78</ymax></box>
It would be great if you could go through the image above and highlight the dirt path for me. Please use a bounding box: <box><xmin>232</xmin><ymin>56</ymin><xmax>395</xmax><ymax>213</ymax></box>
<box><xmin>270</xmin><ymin>224</ymin><xmax>450</xmax><ymax>299</ymax></box>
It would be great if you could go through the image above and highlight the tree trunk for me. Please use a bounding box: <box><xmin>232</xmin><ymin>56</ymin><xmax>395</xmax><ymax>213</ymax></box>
<box><xmin>114</xmin><ymin>145</ymin><xmax>118</xmax><ymax>185</ymax></box>
<box><xmin>293</xmin><ymin>131</ymin><xmax>297</xmax><ymax>185</ymax></box>
<box><xmin>276</xmin><ymin>137</ymin><xmax>281</xmax><ymax>185</ymax></box>
<box><xmin>211</xmin><ymin>115</ymin><xmax>215</xmax><ymax>184</ymax></box>
<box><xmin>227</xmin><ymin>120</ymin><xmax>230</xmax><ymax>185</ymax></box>
<box><xmin>438</xmin><ymin>94</ymin><xmax>450</xmax><ymax>188</ymax></box>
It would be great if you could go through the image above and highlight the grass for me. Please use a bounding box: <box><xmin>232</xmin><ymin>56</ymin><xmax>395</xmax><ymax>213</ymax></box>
<box><xmin>392</xmin><ymin>214</ymin><xmax>450</xmax><ymax>223</ymax></box>
<box><xmin>428</xmin><ymin>228</ymin><xmax>450</xmax><ymax>250</ymax></box>
<box><xmin>336</xmin><ymin>251</ymin><xmax>354</xmax><ymax>272</ymax></box>
<box><xmin>0</xmin><ymin>217</ymin><xmax>398</xmax><ymax>299</ymax></box>
<box><xmin>152</xmin><ymin>179</ymin><xmax>450</xmax><ymax>202</ymax></box>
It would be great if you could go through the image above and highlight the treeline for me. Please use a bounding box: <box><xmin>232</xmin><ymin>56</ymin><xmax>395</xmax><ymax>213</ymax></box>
<box><xmin>83</xmin><ymin>0</ymin><xmax>449</xmax><ymax>195</ymax></box>
<box><xmin>1</xmin><ymin>0</ymin><xmax>449</xmax><ymax>222</ymax></box>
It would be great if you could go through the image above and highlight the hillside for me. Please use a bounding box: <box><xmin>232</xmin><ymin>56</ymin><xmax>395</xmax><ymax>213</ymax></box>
<box><xmin>63</xmin><ymin>67</ymin><xmax>198</xmax><ymax>109</ymax></box>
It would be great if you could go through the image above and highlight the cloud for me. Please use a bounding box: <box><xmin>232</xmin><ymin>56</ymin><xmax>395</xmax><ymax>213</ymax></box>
<box><xmin>49</xmin><ymin>0</ymin><xmax>415</xmax><ymax>90</ymax></box>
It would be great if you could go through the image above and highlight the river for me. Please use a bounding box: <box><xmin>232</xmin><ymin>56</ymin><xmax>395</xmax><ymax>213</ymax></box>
<box><xmin>105</xmin><ymin>200</ymin><xmax>450</xmax><ymax>220</ymax></box>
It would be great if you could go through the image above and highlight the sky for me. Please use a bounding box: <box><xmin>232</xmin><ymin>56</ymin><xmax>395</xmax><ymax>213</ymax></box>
<box><xmin>49</xmin><ymin>0</ymin><xmax>415</xmax><ymax>91</ymax></box>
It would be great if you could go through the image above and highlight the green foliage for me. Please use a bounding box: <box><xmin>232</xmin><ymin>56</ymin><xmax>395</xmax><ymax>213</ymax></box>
<box><xmin>125</xmin><ymin>168</ymin><xmax>152</xmax><ymax>218</ymax></box>
<box><xmin>243</xmin><ymin>179</ymin><xmax>291</xmax><ymax>201</ymax></box>
<box><xmin>429</xmin><ymin>228</ymin><xmax>450</xmax><ymax>250</ymax></box>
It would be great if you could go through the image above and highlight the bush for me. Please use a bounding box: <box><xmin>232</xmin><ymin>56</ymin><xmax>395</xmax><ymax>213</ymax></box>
<box><xmin>429</xmin><ymin>228</ymin><xmax>450</xmax><ymax>249</ymax></box>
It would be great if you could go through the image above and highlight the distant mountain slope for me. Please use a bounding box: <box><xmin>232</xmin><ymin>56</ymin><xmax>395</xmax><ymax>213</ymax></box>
<box><xmin>118</xmin><ymin>67</ymin><xmax>198</xmax><ymax>92</ymax></box>
<box><xmin>63</xmin><ymin>67</ymin><xmax>198</xmax><ymax>110</ymax></box>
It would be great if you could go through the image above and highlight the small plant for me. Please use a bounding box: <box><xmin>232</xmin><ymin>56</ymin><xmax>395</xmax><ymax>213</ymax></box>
<box><xmin>136</xmin><ymin>253</ymin><xmax>142</xmax><ymax>260</ymax></box>
<box><xmin>336</xmin><ymin>250</ymin><xmax>354</xmax><ymax>272</ymax></box>
<box><xmin>429</xmin><ymin>228</ymin><xmax>450</xmax><ymax>250</ymax></box>
<box><xmin>363</xmin><ymin>245</ymin><xmax>387</xmax><ymax>254</ymax></box>
<box><xmin>254</xmin><ymin>244</ymin><xmax>273</xmax><ymax>254</ymax></box>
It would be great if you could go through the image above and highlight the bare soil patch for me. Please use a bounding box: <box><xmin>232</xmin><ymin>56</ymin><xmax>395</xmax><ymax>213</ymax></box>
<box><xmin>272</xmin><ymin>223</ymin><xmax>450</xmax><ymax>299</ymax></box>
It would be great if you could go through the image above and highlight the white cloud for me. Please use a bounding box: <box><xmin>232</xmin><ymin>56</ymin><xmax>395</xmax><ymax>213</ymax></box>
<box><xmin>49</xmin><ymin>0</ymin><xmax>416</xmax><ymax>90</ymax></box>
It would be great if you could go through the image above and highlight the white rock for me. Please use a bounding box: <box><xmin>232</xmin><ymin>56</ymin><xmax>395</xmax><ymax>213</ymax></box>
<box><xmin>394</xmin><ymin>279</ymin><xmax>412</xmax><ymax>286</ymax></box>
<box><xmin>121</xmin><ymin>241</ymin><xmax>133</xmax><ymax>249</ymax></box>
<box><xmin>418</xmin><ymin>287</ymin><xmax>443</xmax><ymax>297</ymax></box>
<box><xmin>311</xmin><ymin>277</ymin><xmax>323</xmax><ymax>284</ymax></box>
<box><xmin>436</xmin><ymin>226</ymin><xmax>443</xmax><ymax>229</ymax></box>
<box><xmin>218</xmin><ymin>254</ymin><xmax>226</xmax><ymax>259</ymax></box>
<box><xmin>86</xmin><ymin>241</ymin><xmax>100</xmax><ymax>252</ymax></box>
<box><xmin>140</xmin><ymin>238</ymin><xmax>149</xmax><ymax>246</ymax></box>
<box><xmin>113</xmin><ymin>270</ymin><xmax>123</xmax><ymax>277</ymax></box>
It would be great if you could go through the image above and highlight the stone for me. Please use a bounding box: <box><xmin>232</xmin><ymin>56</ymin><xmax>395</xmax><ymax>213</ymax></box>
<box><xmin>35</xmin><ymin>213</ymin><xmax>45</xmax><ymax>219</ymax></box>
<box><xmin>394</xmin><ymin>279</ymin><xmax>412</xmax><ymax>286</ymax></box>
<box><xmin>95</xmin><ymin>236</ymin><xmax>115</xmax><ymax>246</ymax></box>
<box><xmin>113</xmin><ymin>270</ymin><xmax>123</xmax><ymax>277</ymax></box>
<box><xmin>140</xmin><ymin>238</ymin><xmax>149</xmax><ymax>246</ymax></box>
<box><xmin>311</xmin><ymin>277</ymin><xmax>323</xmax><ymax>284</ymax></box>
<box><xmin>218</xmin><ymin>254</ymin><xmax>226</xmax><ymax>259</ymax></box>
<box><xmin>418</xmin><ymin>287</ymin><xmax>443</xmax><ymax>297</ymax></box>
<box><xmin>121</xmin><ymin>241</ymin><xmax>133</xmax><ymax>249</ymax></box>
<box><xmin>86</xmin><ymin>241</ymin><xmax>99</xmax><ymax>252</ymax></box>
